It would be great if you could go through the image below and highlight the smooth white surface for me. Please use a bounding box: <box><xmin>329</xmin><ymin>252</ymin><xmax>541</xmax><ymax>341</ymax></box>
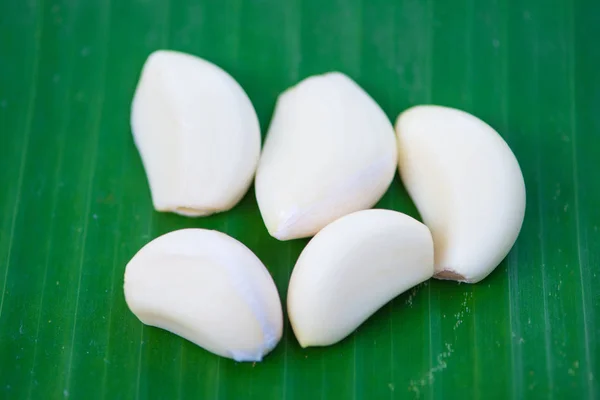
<box><xmin>124</xmin><ymin>229</ymin><xmax>283</xmax><ymax>362</ymax></box>
<box><xmin>396</xmin><ymin>105</ymin><xmax>526</xmax><ymax>283</ymax></box>
<box><xmin>287</xmin><ymin>209</ymin><xmax>434</xmax><ymax>347</ymax></box>
<box><xmin>131</xmin><ymin>50</ymin><xmax>261</xmax><ymax>217</ymax></box>
<box><xmin>255</xmin><ymin>72</ymin><xmax>397</xmax><ymax>240</ymax></box>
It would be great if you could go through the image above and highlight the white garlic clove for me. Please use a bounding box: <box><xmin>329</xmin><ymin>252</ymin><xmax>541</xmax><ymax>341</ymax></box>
<box><xmin>395</xmin><ymin>105</ymin><xmax>526</xmax><ymax>283</ymax></box>
<box><xmin>131</xmin><ymin>50</ymin><xmax>261</xmax><ymax>217</ymax></box>
<box><xmin>123</xmin><ymin>229</ymin><xmax>283</xmax><ymax>362</ymax></box>
<box><xmin>255</xmin><ymin>72</ymin><xmax>398</xmax><ymax>241</ymax></box>
<box><xmin>287</xmin><ymin>209</ymin><xmax>434</xmax><ymax>347</ymax></box>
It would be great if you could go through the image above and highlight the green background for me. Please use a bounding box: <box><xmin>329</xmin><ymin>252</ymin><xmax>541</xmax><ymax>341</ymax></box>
<box><xmin>1</xmin><ymin>0</ymin><xmax>599</xmax><ymax>398</ymax></box>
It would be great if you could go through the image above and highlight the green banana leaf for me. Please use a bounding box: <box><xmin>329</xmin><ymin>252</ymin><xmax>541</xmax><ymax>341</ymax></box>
<box><xmin>1</xmin><ymin>0</ymin><xmax>598</xmax><ymax>398</ymax></box>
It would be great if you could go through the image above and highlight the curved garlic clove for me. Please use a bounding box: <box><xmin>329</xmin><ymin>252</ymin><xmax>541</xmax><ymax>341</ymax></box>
<box><xmin>287</xmin><ymin>209</ymin><xmax>434</xmax><ymax>347</ymax></box>
<box><xmin>124</xmin><ymin>229</ymin><xmax>283</xmax><ymax>362</ymax></box>
<box><xmin>131</xmin><ymin>50</ymin><xmax>261</xmax><ymax>217</ymax></box>
<box><xmin>255</xmin><ymin>72</ymin><xmax>397</xmax><ymax>241</ymax></box>
<box><xmin>395</xmin><ymin>105</ymin><xmax>526</xmax><ymax>283</ymax></box>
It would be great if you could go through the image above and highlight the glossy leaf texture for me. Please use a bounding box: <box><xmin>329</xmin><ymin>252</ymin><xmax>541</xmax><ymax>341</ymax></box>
<box><xmin>0</xmin><ymin>0</ymin><xmax>598</xmax><ymax>398</ymax></box>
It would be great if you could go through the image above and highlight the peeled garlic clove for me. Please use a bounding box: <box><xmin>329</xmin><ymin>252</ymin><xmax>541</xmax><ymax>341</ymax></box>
<box><xmin>396</xmin><ymin>105</ymin><xmax>526</xmax><ymax>283</ymax></box>
<box><xmin>131</xmin><ymin>50</ymin><xmax>261</xmax><ymax>217</ymax></box>
<box><xmin>287</xmin><ymin>209</ymin><xmax>433</xmax><ymax>347</ymax></box>
<box><xmin>123</xmin><ymin>229</ymin><xmax>283</xmax><ymax>362</ymax></box>
<box><xmin>255</xmin><ymin>72</ymin><xmax>397</xmax><ymax>240</ymax></box>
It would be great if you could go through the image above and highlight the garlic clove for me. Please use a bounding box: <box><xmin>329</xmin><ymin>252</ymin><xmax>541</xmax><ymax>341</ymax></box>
<box><xmin>123</xmin><ymin>229</ymin><xmax>283</xmax><ymax>362</ymax></box>
<box><xmin>395</xmin><ymin>105</ymin><xmax>526</xmax><ymax>283</ymax></box>
<box><xmin>255</xmin><ymin>72</ymin><xmax>397</xmax><ymax>241</ymax></box>
<box><xmin>131</xmin><ymin>50</ymin><xmax>261</xmax><ymax>217</ymax></box>
<box><xmin>287</xmin><ymin>209</ymin><xmax>434</xmax><ymax>347</ymax></box>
